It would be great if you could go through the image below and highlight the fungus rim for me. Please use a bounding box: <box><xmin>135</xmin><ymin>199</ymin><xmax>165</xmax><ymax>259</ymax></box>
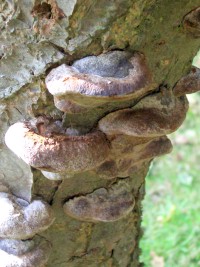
<box><xmin>5</xmin><ymin>119</ymin><xmax>110</xmax><ymax>173</ymax></box>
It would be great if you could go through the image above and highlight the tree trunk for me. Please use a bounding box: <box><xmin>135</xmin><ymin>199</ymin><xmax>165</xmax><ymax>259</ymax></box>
<box><xmin>0</xmin><ymin>1</ymin><xmax>199</xmax><ymax>266</ymax></box>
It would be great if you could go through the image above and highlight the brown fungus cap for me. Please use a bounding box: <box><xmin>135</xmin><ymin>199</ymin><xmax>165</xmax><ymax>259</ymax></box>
<box><xmin>183</xmin><ymin>7</ymin><xmax>200</xmax><ymax>37</ymax></box>
<box><xmin>96</xmin><ymin>136</ymin><xmax>172</xmax><ymax>179</ymax></box>
<box><xmin>98</xmin><ymin>90</ymin><xmax>188</xmax><ymax>137</ymax></box>
<box><xmin>0</xmin><ymin>192</ymin><xmax>55</xmax><ymax>240</ymax></box>
<box><xmin>5</xmin><ymin>118</ymin><xmax>110</xmax><ymax>173</ymax></box>
<box><xmin>63</xmin><ymin>181</ymin><xmax>135</xmax><ymax>222</ymax></box>
<box><xmin>173</xmin><ymin>67</ymin><xmax>200</xmax><ymax>96</ymax></box>
<box><xmin>0</xmin><ymin>236</ymin><xmax>51</xmax><ymax>267</ymax></box>
<box><xmin>45</xmin><ymin>51</ymin><xmax>153</xmax><ymax>113</ymax></box>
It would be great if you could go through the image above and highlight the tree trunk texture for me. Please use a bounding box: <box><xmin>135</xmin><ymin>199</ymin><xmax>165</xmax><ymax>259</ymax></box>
<box><xmin>0</xmin><ymin>1</ymin><xmax>199</xmax><ymax>266</ymax></box>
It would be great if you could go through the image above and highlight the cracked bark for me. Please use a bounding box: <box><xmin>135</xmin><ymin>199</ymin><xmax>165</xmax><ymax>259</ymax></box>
<box><xmin>0</xmin><ymin>0</ymin><xmax>200</xmax><ymax>266</ymax></box>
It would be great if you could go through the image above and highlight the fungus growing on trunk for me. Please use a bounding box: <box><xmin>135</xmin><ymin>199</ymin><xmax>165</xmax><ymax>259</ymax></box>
<box><xmin>0</xmin><ymin>192</ymin><xmax>55</xmax><ymax>239</ymax></box>
<box><xmin>173</xmin><ymin>67</ymin><xmax>200</xmax><ymax>96</ymax></box>
<box><xmin>96</xmin><ymin>136</ymin><xmax>172</xmax><ymax>179</ymax></box>
<box><xmin>5</xmin><ymin>117</ymin><xmax>110</xmax><ymax>174</ymax></box>
<box><xmin>45</xmin><ymin>51</ymin><xmax>153</xmax><ymax>113</ymax></box>
<box><xmin>98</xmin><ymin>91</ymin><xmax>188</xmax><ymax>137</ymax></box>
<box><xmin>183</xmin><ymin>7</ymin><xmax>200</xmax><ymax>37</ymax></box>
<box><xmin>0</xmin><ymin>236</ymin><xmax>51</xmax><ymax>267</ymax></box>
<box><xmin>63</xmin><ymin>181</ymin><xmax>135</xmax><ymax>222</ymax></box>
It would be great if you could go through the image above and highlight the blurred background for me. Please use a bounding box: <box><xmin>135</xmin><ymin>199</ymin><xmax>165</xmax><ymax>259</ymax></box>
<box><xmin>140</xmin><ymin>92</ymin><xmax>200</xmax><ymax>267</ymax></box>
<box><xmin>141</xmin><ymin>51</ymin><xmax>200</xmax><ymax>267</ymax></box>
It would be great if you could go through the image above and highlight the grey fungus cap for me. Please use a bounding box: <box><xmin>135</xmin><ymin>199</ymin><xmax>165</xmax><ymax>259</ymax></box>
<box><xmin>0</xmin><ymin>192</ymin><xmax>55</xmax><ymax>240</ymax></box>
<box><xmin>0</xmin><ymin>236</ymin><xmax>51</xmax><ymax>267</ymax></box>
<box><xmin>45</xmin><ymin>51</ymin><xmax>153</xmax><ymax>113</ymax></box>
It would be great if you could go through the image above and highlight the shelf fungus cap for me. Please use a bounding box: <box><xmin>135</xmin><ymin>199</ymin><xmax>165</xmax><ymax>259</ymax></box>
<box><xmin>5</xmin><ymin>118</ymin><xmax>110</xmax><ymax>173</ymax></box>
<box><xmin>0</xmin><ymin>192</ymin><xmax>55</xmax><ymax>239</ymax></box>
<box><xmin>183</xmin><ymin>7</ymin><xmax>200</xmax><ymax>37</ymax></box>
<box><xmin>98</xmin><ymin>91</ymin><xmax>188</xmax><ymax>137</ymax></box>
<box><xmin>173</xmin><ymin>67</ymin><xmax>200</xmax><ymax>96</ymax></box>
<box><xmin>0</xmin><ymin>236</ymin><xmax>51</xmax><ymax>267</ymax></box>
<box><xmin>63</xmin><ymin>181</ymin><xmax>135</xmax><ymax>222</ymax></box>
<box><xmin>96</xmin><ymin>136</ymin><xmax>172</xmax><ymax>179</ymax></box>
<box><xmin>45</xmin><ymin>51</ymin><xmax>153</xmax><ymax>112</ymax></box>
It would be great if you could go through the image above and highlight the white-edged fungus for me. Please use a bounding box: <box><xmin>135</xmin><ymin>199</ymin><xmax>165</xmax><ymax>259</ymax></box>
<box><xmin>0</xmin><ymin>236</ymin><xmax>51</xmax><ymax>267</ymax></box>
<box><xmin>0</xmin><ymin>192</ymin><xmax>55</xmax><ymax>239</ymax></box>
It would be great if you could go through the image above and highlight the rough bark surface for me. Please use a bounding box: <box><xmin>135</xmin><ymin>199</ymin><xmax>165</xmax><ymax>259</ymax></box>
<box><xmin>0</xmin><ymin>0</ymin><xmax>199</xmax><ymax>266</ymax></box>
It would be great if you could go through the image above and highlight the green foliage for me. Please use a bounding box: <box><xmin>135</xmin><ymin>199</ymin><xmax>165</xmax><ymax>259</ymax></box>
<box><xmin>141</xmin><ymin>93</ymin><xmax>200</xmax><ymax>267</ymax></box>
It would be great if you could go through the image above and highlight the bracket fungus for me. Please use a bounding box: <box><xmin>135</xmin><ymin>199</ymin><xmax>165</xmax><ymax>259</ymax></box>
<box><xmin>183</xmin><ymin>7</ymin><xmax>200</xmax><ymax>37</ymax></box>
<box><xmin>5</xmin><ymin>117</ymin><xmax>110</xmax><ymax>174</ymax></box>
<box><xmin>45</xmin><ymin>51</ymin><xmax>153</xmax><ymax>113</ymax></box>
<box><xmin>173</xmin><ymin>67</ymin><xmax>200</xmax><ymax>96</ymax></box>
<box><xmin>96</xmin><ymin>136</ymin><xmax>172</xmax><ymax>179</ymax></box>
<box><xmin>98</xmin><ymin>90</ymin><xmax>188</xmax><ymax>137</ymax></box>
<box><xmin>0</xmin><ymin>236</ymin><xmax>51</xmax><ymax>267</ymax></box>
<box><xmin>63</xmin><ymin>181</ymin><xmax>135</xmax><ymax>222</ymax></box>
<box><xmin>0</xmin><ymin>192</ymin><xmax>55</xmax><ymax>240</ymax></box>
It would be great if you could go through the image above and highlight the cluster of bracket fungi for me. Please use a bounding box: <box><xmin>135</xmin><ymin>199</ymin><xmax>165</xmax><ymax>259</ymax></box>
<box><xmin>2</xmin><ymin>47</ymin><xmax>199</xmax><ymax>265</ymax></box>
<box><xmin>0</xmin><ymin>183</ymin><xmax>54</xmax><ymax>267</ymax></box>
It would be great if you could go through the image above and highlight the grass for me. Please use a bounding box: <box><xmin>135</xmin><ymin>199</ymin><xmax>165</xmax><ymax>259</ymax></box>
<box><xmin>140</xmin><ymin>93</ymin><xmax>200</xmax><ymax>267</ymax></box>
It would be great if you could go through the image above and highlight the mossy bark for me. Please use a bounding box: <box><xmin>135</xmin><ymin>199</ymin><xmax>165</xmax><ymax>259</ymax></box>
<box><xmin>0</xmin><ymin>0</ymin><xmax>199</xmax><ymax>266</ymax></box>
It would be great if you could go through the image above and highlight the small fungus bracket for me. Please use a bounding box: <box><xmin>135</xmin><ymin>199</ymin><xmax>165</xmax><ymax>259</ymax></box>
<box><xmin>63</xmin><ymin>181</ymin><xmax>135</xmax><ymax>222</ymax></box>
<box><xmin>98</xmin><ymin>90</ymin><xmax>188</xmax><ymax>137</ymax></box>
<box><xmin>0</xmin><ymin>191</ymin><xmax>55</xmax><ymax>240</ymax></box>
<box><xmin>183</xmin><ymin>7</ymin><xmax>200</xmax><ymax>37</ymax></box>
<box><xmin>173</xmin><ymin>67</ymin><xmax>200</xmax><ymax>96</ymax></box>
<box><xmin>0</xmin><ymin>183</ymin><xmax>54</xmax><ymax>266</ymax></box>
<box><xmin>0</xmin><ymin>236</ymin><xmax>51</xmax><ymax>267</ymax></box>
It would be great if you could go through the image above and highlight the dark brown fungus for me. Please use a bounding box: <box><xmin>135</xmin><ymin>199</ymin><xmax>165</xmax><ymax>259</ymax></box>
<box><xmin>63</xmin><ymin>181</ymin><xmax>135</xmax><ymax>222</ymax></box>
<box><xmin>183</xmin><ymin>7</ymin><xmax>200</xmax><ymax>37</ymax></box>
<box><xmin>0</xmin><ymin>236</ymin><xmax>51</xmax><ymax>267</ymax></box>
<box><xmin>5</xmin><ymin>118</ymin><xmax>110</xmax><ymax>173</ymax></box>
<box><xmin>0</xmin><ymin>192</ymin><xmax>55</xmax><ymax>239</ymax></box>
<box><xmin>45</xmin><ymin>51</ymin><xmax>153</xmax><ymax>113</ymax></box>
<box><xmin>136</xmin><ymin>136</ymin><xmax>173</xmax><ymax>161</ymax></box>
<box><xmin>96</xmin><ymin>136</ymin><xmax>172</xmax><ymax>179</ymax></box>
<box><xmin>98</xmin><ymin>91</ymin><xmax>188</xmax><ymax>137</ymax></box>
<box><xmin>173</xmin><ymin>67</ymin><xmax>200</xmax><ymax>96</ymax></box>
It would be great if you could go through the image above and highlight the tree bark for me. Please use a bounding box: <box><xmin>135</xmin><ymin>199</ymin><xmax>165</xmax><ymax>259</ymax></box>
<box><xmin>0</xmin><ymin>1</ymin><xmax>199</xmax><ymax>266</ymax></box>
